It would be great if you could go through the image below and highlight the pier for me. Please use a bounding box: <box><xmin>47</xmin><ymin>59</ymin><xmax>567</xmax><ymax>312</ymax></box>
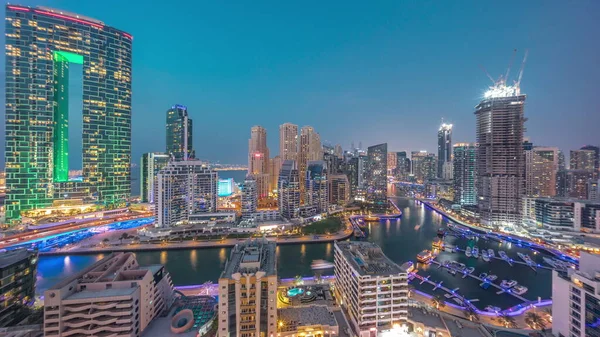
<box><xmin>427</xmin><ymin>259</ymin><xmax>530</xmax><ymax>302</ymax></box>
<box><xmin>445</xmin><ymin>245</ymin><xmax>555</xmax><ymax>272</ymax></box>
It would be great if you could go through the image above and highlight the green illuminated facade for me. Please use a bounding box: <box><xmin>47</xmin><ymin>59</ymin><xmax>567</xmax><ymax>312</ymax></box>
<box><xmin>4</xmin><ymin>6</ymin><xmax>133</xmax><ymax>221</ymax></box>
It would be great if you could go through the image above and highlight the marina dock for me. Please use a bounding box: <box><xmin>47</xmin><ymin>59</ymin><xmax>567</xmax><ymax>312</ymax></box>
<box><xmin>427</xmin><ymin>259</ymin><xmax>530</xmax><ymax>302</ymax></box>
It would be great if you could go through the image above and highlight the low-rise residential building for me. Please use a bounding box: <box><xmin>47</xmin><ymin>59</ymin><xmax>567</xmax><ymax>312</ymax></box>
<box><xmin>43</xmin><ymin>253</ymin><xmax>174</xmax><ymax>337</ymax></box>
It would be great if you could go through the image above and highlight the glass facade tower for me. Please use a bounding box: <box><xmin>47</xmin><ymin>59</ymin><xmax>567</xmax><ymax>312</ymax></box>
<box><xmin>4</xmin><ymin>5</ymin><xmax>133</xmax><ymax>220</ymax></box>
<box><xmin>166</xmin><ymin>104</ymin><xmax>194</xmax><ymax>161</ymax></box>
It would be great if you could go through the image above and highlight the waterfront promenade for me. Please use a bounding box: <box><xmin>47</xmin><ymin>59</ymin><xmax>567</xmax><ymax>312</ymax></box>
<box><xmin>39</xmin><ymin>219</ymin><xmax>354</xmax><ymax>255</ymax></box>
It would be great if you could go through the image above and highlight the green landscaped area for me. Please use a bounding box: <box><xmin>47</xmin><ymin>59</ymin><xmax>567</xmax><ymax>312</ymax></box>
<box><xmin>301</xmin><ymin>217</ymin><xmax>343</xmax><ymax>234</ymax></box>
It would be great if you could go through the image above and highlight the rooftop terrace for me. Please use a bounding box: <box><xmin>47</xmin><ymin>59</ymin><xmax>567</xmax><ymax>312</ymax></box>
<box><xmin>220</xmin><ymin>238</ymin><xmax>276</xmax><ymax>278</ymax></box>
<box><xmin>278</xmin><ymin>306</ymin><xmax>337</xmax><ymax>332</ymax></box>
<box><xmin>336</xmin><ymin>241</ymin><xmax>404</xmax><ymax>276</ymax></box>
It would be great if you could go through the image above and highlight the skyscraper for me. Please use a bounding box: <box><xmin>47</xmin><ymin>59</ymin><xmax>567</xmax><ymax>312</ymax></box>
<box><xmin>411</xmin><ymin>151</ymin><xmax>436</xmax><ymax>183</ymax></box>
<box><xmin>4</xmin><ymin>5</ymin><xmax>133</xmax><ymax>220</ymax></box>
<box><xmin>278</xmin><ymin>160</ymin><xmax>301</xmax><ymax>219</ymax></box>
<box><xmin>453</xmin><ymin>143</ymin><xmax>477</xmax><ymax>206</ymax></box>
<box><xmin>475</xmin><ymin>83</ymin><xmax>526</xmax><ymax>227</ymax></box>
<box><xmin>166</xmin><ymin>104</ymin><xmax>194</xmax><ymax>161</ymax></box>
<box><xmin>437</xmin><ymin>123</ymin><xmax>453</xmax><ymax>178</ymax></box>
<box><xmin>248</xmin><ymin>126</ymin><xmax>270</xmax><ymax>200</ymax></box>
<box><xmin>248</xmin><ymin>125</ymin><xmax>269</xmax><ymax>174</ymax></box>
<box><xmin>140</xmin><ymin>152</ymin><xmax>169</xmax><ymax>203</ymax></box>
<box><xmin>306</xmin><ymin>161</ymin><xmax>329</xmax><ymax>213</ymax></box>
<box><xmin>387</xmin><ymin>152</ymin><xmax>397</xmax><ymax>175</ymax></box>
<box><xmin>571</xmin><ymin>149</ymin><xmax>596</xmax><ymax>172</ymax></box>
<box><xmin>366</xmin><ymin>143</ymin><xmax>388</xmax><ymax>208</ymax></box>
<box><xmin>395</xmin><ymin>151</ymin><xmax>411</xmax><ymax>181</ymax></box>
<box><xmin>268</xmin><ymin>156</ymin><xmax>282</xmax><ymax>193</ymax></box>
<box><xmin>525</xmin><ymin>147</ymin><xmax>558</xmax><ymax>197</ymax></box>
<box><xmin>279</xmin><ymin>122</ymin><xmax>298</xmax><ymax>161</ymax></box>
<box><xmin>299</xmin><ymin>126</ymin><xmax>322</xmax><ymax>201</ymax></box>
<box><xmin>329</xmin><ymin>174</ymin><xmax>350</xmax><ymax>206</ymax></box>
<box><xmin>580</xmin><ymin>145</ymin><xmax>600</xmax><ymax>174</ymax></box>
<box><xmin>241</xmin><ymin>175</ymin><xmax>258</xmax><ymax>219</ymax></box>
<box><xmin>346</xmin><ymin>157</ymin><xmax>360</xmax><ymax>199</ymax></box>
<box><xmin>156</xmin><ymin>161</ymin><xmax>218</xmax><ymax>227</ymax></box>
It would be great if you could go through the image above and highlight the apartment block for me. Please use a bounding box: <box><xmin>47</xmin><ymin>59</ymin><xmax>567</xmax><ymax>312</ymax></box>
<box><xmin>43</xmin><ymin>253</ymin><xmax>174</xmax><ymax>337</ymax></box>
<box><xmin>334</xmin><ymin>241</ymin><xmax>408</xmax><ymax>337</ymax></box>
<box><xmin>218</xmin><ymin>239</ymin><xmax>277</xmax><ymax>337</ymax></box>
<box><xmin>552</xmin><ymin>252</ymin><xmax>600</xmax><ymax>337</ymax></box>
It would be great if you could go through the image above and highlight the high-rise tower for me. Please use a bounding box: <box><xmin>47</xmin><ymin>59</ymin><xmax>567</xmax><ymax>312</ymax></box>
<box><xmin>166</xmin><ymin>105</ymin><xmax>194</xmax><ymax>161</ymax></box>
<box><xmin>248</xmin><ymin>126</ymin><xmax>269</xmax><ymax>174</ymax></box>
<box><xmin>437</xmin><ymin>123</ymin><xmax>453</xmax><ymax>178</ymax></box>
<box><xmin>299</xmin><ymin>126</ymin><xmax>322</xmax><ymax>201</ymax></box>
<box><xmin>279</xmin><ymin>123</ymin><xmax>298</xmax><ymax>161</ymax></box>
<box><xmin>525</xmin><ymin>147</ymin><xmax>558</xmax><ymax>197</ymax></box>
<box><xmin>475</xmin><ymin>82</ymin><xmax>526</xmax><ymax>227</ymax></box>
<box><xmin>453</xmin><ymin>143</ymin><xmax>477</xmax><ymax>205</ymax></box>
<box><xmin>4</xmin><ymin>5</ymin><xmax>133</xmax><ymax>220</ymax></box>
<box><xmin>140</xmin><ymin>152</ymin><xmax>169</xmax><ymax>203</ymax></box>
<box><xmin>366</xmin><ymin>143</ymin><xmax>388</xmax><ymax>208</ymax></box>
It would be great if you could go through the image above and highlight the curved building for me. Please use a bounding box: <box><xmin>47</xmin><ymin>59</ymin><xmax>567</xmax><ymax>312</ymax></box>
<box><xmin>5</xmin><ymin>5</ymin><xmax>133</xmax><ymax>220</ymax></box>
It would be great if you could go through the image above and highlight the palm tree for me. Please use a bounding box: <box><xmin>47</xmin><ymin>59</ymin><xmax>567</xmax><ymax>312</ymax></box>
<box><xmin>525</xmin><ymin>312</ymin><xmax>546</xmax><ymax>330</ymax></box>
<box><xmin>498</xmin><ymin>313</ymin><xmax>517</xmax><ymax>329</ymax></box>
<box><xmin>463</xmin><ymin>307</ymin><xmax>480</xmax><ymax>322</ymax></box>
<box><xmin>431</xmin><ymin>295</ymin><xmax>445</xmax><ymax>309</ymax></box>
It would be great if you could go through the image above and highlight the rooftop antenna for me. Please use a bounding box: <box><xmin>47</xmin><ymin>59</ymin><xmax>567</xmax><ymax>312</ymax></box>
<box><xmin>515</xmin><ymin>49</ymin><xmax>529</xmax><ymax>94</ymax></box>
<box><xmin>504</xmin><ymin>48</ymin><xmax>517</xmax><ymax>85</ymax></box>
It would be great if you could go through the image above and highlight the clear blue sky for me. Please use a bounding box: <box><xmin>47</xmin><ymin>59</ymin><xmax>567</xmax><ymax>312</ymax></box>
<box><xmin>1</xmin><ymin>0</ymin><xmax>599</xmax><ymax>166</ymax></box>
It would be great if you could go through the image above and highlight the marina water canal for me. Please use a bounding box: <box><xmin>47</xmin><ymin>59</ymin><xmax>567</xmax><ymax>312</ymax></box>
<box><xmin>36</xmin><ymin>197</ymin><xmax>552</xmax><ymax>310</ymax></box>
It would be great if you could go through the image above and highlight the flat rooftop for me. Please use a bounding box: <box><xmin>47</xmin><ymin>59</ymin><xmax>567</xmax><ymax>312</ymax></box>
<box><xmin>65</xmin><ymin>287</ymin><xmax>137</xmax><ymax>301</ymax></box>
<box><xmin>335</xmin><ymin>241</ymin><xmax>404</xmax><ymax>276</ymax></box>
<box><xmin>278</xmin><ymin>306</ymin><xmax>337</xmax><ymax>331</ymax></box>
<box><xmin>220</xmin><ymin>238</ymin><xmax>276</xmax><ymax>278</ymax></box>
<box><xmin>0</xmin><ymin>249</ymin><xmax>36</xmax><ymax>269</ymax></box>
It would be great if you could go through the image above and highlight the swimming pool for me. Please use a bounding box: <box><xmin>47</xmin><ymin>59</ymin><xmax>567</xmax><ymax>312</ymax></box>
<box><xmin>287</xmin><ymin>288</ymin><xmax>305</xmax><ymax>297</ymax></box>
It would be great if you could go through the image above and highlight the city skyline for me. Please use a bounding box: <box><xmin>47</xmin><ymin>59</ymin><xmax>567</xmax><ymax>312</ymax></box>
<box><xmin>1</xmin><ymin>1</ymin><xmax>599</xmax><ymax>167</ymax></box>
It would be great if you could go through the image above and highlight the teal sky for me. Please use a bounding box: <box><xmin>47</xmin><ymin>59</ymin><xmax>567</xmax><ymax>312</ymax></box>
<box><xmin>1</xmin><ymin>0</ymin><xmax>599</xmax><ymax>166</ymax></box>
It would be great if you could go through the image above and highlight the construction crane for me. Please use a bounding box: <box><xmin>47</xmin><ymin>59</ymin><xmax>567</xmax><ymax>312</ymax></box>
<box><xmin>479</xmin><ymin>64</ymin><xmax>496</xmax><ymax>84</ymax></box>
<box><xmin>515</xmin><ymin>49</ymin><xmax>529</xmax><ymax>94</ymax></box>
<box><xmin>504</xmin><ymin>48</ymin><xmax>517</xmax><ymax>85</ymax></box>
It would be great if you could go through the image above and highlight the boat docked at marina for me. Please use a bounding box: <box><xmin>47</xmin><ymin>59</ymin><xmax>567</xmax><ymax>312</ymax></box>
<box><xmin>465</xmin><ymin>246</ymin><xmax>472</xmax><ymax>257</ymax></box>
<box><xmin>478</xmin><ymin>272</ymin><xmax>488</xmax><ymax>279</ymax></box>
<box><xmin>542</xmin><ymin>257</ymin><xmax>557</xmax><ymax>268</ymax></box>
<box><xmin>500</xmin><ymin>279</ymin><xmax>518</xmax><ymax>288</ymax></box>
<box><xmin>517</xmin><ymin>252</ymin><xmax>534</xmax><ymax>265</ymax></box>
<box><xmin>417</xmin><ymin>250</ymin><xmax>433</xmax><ymax>263</ymax></box>
<box><xmin>512</xmin><ymin>285</ymin><xmax>528</xmax><ymax>295</ymax></box>
<box><xmin>499</xmin><ymin>251</ymin><xmax>508</xmax><ymax>260</ymax></box>
<box><xmin>485</xmin><ymin>305</ymin><xmax>502</xmax><ymax>312</ymax></box>
<box><xmin>488</xmin><ymin>249</ymin><xmax>495</xmax><ymax>258</ymax></box>
<box><xmin>482</xmin><ymin>250</ymin><xmax>490</xmax><ymax>262</ymax></box>
<box><xmin>487</xmin><ymin>274</ymin><xmax>498</xmax><ymax>281</ymax></box>
<box><xmin>465</xmin><ymin>267</ymin><xmax>475</xmax><ymax>274</ymax></box>
<box><xmin>472</xmin><ymin>247</ymin><xmax>479</xmax><ymax>258</ymax></box>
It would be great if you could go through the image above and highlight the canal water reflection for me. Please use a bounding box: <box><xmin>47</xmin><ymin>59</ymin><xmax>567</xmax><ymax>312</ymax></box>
<box><xmin>36</xmin><ymin>198</ymin><xmax>551</xmax><ymax>310</ymax></box>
